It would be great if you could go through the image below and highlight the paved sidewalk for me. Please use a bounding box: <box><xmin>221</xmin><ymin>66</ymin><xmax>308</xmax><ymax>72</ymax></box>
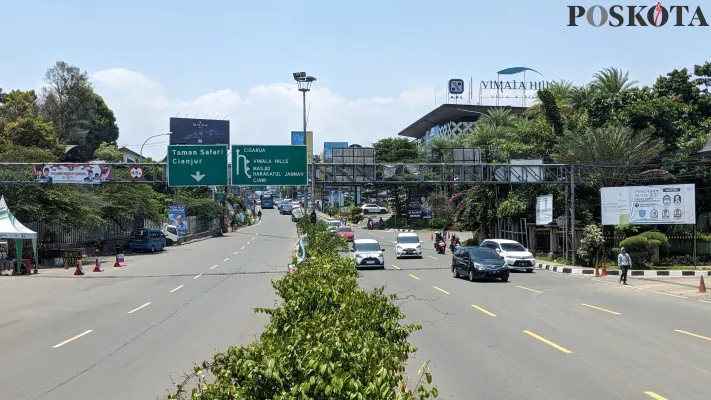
<box><xmin>534</xmin><ymin>261</ymin><xmax>711</xmax><ymax>300</ymax></box>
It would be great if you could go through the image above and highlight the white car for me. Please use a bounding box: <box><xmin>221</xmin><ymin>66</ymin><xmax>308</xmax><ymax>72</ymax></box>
<box><xmin>479</xmin><ymin>239</ymin><xmax>535</xmax><ymax>272</ymax></box>
<box><xmin>352</xmin><ymin>239</ymin><xmax>385</xmax><ymax>269</ymax></box>
<box><xmin>361</xmin><ymin>203</ymin><xmax>387</xmax><ymax>214</ymax></box>
<box><xmin>395</xmin><ymin>233</ymin><xmax>422</xmax><ymax>259</ymax></box>
<box><xmin>326</xmin><ymin>219</ymin><xmax>341</xmax><ymax>232</ymax></box>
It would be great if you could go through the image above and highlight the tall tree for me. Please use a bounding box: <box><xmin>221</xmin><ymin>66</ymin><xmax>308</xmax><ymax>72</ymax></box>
<box><xmin>0</xmin><ymin>90</ymin><xmax>56</xmax><ymax>150</ymax></box>
<box><xmin>85</xmin><ymin>93</ymin><xmax>119</xmax><ymax>149</ymax></box>
<box><xmin>552</xmin><ymin>125</ymin><xmax>664</xmax><ymax>191</ymax></box>
<box><xmin>372</xmin><ymin>137</ymin><xmax>420</xmax><ymax>163</ymax></box>
<box><xmin>537</xmin><ymin>89</ymin><xmax>564</xmax><ymax>137</ymax></box>
<box><xmin>41</xmin><ymin>61</ymin><xmax>96</xmax><ymax>145</ymax></box>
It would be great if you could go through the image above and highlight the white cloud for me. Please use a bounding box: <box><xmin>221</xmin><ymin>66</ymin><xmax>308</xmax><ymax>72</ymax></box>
<box><xmin>91</xmin><ymin>68</ymin><xmax>441</xmax><ymax>160</ymax></box>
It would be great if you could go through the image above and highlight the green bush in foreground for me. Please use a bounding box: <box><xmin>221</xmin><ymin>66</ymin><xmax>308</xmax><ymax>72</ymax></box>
<box><xmin>166</xmin><ymin>221</ymin><xmax>438</xmax><ymax>399</ymax></box>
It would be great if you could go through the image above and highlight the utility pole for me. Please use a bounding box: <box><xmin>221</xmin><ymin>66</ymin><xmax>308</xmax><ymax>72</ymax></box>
<box><xmin>293</xmin><ymin>72</ymin><xmax>317</xmax><ymax>212</ymax></box>
<box><xmin>570</xmin><ymin>166</ymin><xmax>576</xmax><ymax>265</ymax></box>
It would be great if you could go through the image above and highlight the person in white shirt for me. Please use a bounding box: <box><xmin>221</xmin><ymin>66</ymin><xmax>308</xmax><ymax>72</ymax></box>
<box><xmin>618</xmin><ymin>247</ymin><xmax>632</xmax><ymax>285</ymax></box>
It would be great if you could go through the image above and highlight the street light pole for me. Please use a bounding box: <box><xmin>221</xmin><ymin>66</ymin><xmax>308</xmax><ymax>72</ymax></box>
<box><xmin>456</xmin><ymin>109</ymin><xmax>498</xmax><ymax>161</ymax></box>
<box><xmin>293</xmin><ymin>72</ymin><xmax>317</xmax><ymax>212</ymax></box>
<box><xmin>140</xmin><ymin>133</ymin><xmax>171</xmax><ymax>162</ymax></box>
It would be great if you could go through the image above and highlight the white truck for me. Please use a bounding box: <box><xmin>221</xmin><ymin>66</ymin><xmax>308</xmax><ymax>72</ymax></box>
<box><xmin>161</xmin><ymin>224</ymin><xmax>183</xmax><ymax>246</ymax></box>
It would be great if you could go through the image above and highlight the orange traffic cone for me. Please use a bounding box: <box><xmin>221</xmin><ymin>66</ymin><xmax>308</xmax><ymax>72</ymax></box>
<box><xmin>594</xmin><ymin>263</ymin><xmax>600</xmax><ymax>277</ymax></box>
<box><xmin>74</xmin><ymin>260</ymin><xmax>84</xmax><ymax>276</ymax></box>
<box><xmin>700</xmin><ymin>276</ymin><xmax>707</xmax><ymax>293</ymax></box>
<box><xmin>447</xmin><ymin>232</ymin><xmax>451</xmax><ymax>239</ymax></box>
<box><xmin>430</xmin><ymin>232</ymin><xmax>434</xmax><ymax>241</ymax></box>
<box><xmin>93</xmin><ymin>258</ymin><xmax>104</xmax><ymax>272</ymax></box>
<box><xmin>601</xmin><ymin>263</ymin><xmax>607</xmax><ymax>276</ymax></box>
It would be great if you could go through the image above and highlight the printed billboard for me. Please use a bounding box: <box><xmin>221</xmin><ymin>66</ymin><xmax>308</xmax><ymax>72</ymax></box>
<box><xmin>600</xmin><ymin>184</ymin><xmax>696</xmax><ymax>226</ymax></box>
<box><xmin>32</xmin><ymin>164</ymin><xmax>111</xmax><ymax>184</ymax></box>
<box><xmin>536</xmin><ymin>194</ymin><xmax>553</xmax><ymax>225</ymax></box>
<box><xmin>170</xmin><ymin>118</ymin><xmax>230</xmax><ymax>145</ymax></box>
<box><xmin>324</xmin><ymin>142</ymin><xmax>348</xmax><ymax>160</ymax></box>
<box><xmin>167</xmin><ymin>205</ymin><xmax>187</xmax><ymax>235</ymax></box>
<box><xmin>408</xmin><ymin>194</ymin><xmax>432</xmax><ymax>219</ymax></box>
<box><xmin>291</xmin><ymin>131</ymin><xmax>313</xmax><ymax>161</ymax></box>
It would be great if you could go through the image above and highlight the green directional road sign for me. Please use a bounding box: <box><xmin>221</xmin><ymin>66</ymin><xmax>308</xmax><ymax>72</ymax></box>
<box><xmin>167</xmin><ymin>145</ymin><xmax>228</xmax><ymax>187</ymax></box>
<box><xmin>232</xmin><ymin>145</ymin><xmax>307</xmax><ymax>186</ymax></box>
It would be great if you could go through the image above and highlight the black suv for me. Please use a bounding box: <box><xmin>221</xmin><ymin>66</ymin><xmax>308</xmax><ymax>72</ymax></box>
<box><xmin>452</xmin><ymin>246</ymin><xmax>509</xmax><ymax>282</ymax></box>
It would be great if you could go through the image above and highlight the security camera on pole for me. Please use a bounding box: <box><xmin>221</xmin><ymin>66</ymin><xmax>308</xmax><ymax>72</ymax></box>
<box><xmin>293</xmin><ymin>72</ymin><xmax>316</xmax><ymax>212</ymax></box>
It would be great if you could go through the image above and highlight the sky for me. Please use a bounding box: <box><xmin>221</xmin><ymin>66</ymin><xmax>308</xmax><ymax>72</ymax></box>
<box><xmin>2</xmin><ymin>0</ymin><xmax>709</xmax><ymax>160</ymax></box>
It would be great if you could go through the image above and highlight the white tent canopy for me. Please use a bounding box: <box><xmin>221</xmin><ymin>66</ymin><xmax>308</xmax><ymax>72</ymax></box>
<box><xmin>0</xmin><ymin>196</ymin><xmax>37</xmax><ymax>274</ymax></box>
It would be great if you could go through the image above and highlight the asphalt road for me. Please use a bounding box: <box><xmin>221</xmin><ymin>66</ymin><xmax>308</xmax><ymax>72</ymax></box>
<box><xmin>356</xmin><ymin>227</ymin><xmax>711</xmax><ymax>400</ymax></box>
<box><xmin>0</xmin><ymin>210</ymin><xmax>295</xmax><ymax>400</ymax></box>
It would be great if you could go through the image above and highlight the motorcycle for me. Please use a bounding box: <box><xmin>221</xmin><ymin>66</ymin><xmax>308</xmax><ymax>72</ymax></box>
<box><xmin>367</xmin><ymin>220</ymin><xmax>374</xmax><ymax>230</ymax></box>
<box><xmin>435</xmin><ymin>239</ymin><xmax>446</xmax><ymax>254</ymax></box>
<box><xmin>449</xmin><ymin>239</ymin><xmax>461</xmax><ymax>253</ymax></box>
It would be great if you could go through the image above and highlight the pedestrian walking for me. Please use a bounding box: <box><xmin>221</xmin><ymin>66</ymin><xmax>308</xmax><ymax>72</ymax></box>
<box><xmin>618</xmin><ymin>247</ymin><xmax>631</xmax><ymax>285</ymax></box>
<box><xmin>257</xmin><ymin>210</ymin><xmax>262</xmax><ymax>220</ymax></box>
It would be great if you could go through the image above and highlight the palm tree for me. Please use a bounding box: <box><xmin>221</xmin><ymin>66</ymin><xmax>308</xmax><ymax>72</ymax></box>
<box><xmin>425</xmin><ymin>135</ymin><xmax>462</xmax><ymax>162</ymax></box>
<box><xmin>590</xmin><ymin>67</ymin><xmax>638</xmax><ymax>95</ymax></box>
<box><xmin>461</xmin><ymin>109</ymin><xmax>517</xmax><ymax>155</ymax></box>
<box><xmin>552</xmin><ymin>125</ymin><xmax>664</xmax><ymax>191</ymax></box>
<box><xmin>569</xmin><ymin>85</ymin><xmax>594</xmax><ymax>109</ymax></box>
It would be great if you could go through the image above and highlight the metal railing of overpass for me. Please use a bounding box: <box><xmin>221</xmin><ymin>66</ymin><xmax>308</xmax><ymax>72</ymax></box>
<box><xmin>0</xmin><ymin>162</ymin><xmax>571</xmax><ymax>185</ymax></box>
<box><xmin>314</xmin><ymin>162</ymin><xmax>570</xmax><ymax>185</ymax></box>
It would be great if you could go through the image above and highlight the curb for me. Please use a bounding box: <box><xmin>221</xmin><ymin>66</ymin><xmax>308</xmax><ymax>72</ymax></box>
<box><xmin>387</xmin><ymin>229</ymin><xmax>416</xmax><ymax>233</ymax></box>
<box><xmin>535</xmin><ymin>263</ymin><xmax>711</xmax><ymax>277</ymax></box>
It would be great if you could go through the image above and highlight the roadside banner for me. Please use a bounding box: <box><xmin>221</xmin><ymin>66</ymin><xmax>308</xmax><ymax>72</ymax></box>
<box><xmin>32</xmin><ymin>164</ymin><xmax>111</xmax><ymax>184</ymax></box>
<box><xmin>168</xmin><ymin>205</ymin><xmax>188</xmax><ymax>235</ymax></box>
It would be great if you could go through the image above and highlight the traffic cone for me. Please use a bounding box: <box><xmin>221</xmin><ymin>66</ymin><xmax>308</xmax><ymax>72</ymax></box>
<box><xmin>601</xmin><ymin>263</ymin><xmax>607</xmax><ymax>276</ymax></box>
<box><xmin>594</xmin><ymin>263</ymin><xmax>600</xmax><ymax>277</ymax></box>
<box><xmin>447</xmin><ymin>232</ymin><xmax>451</xmax><ymax>239</ymax></box>
<box><xmin>74</xmin><ymin>260</ymin><xmax>84</xmax><ymax>276</ymax></box>
<box><xmin>700</xmin><ymin>276</ymin><xmax>707</xmax><ymax>293</ymax></box>
<box><xmin>430</xmin><ymin>232</ymin><xmax>433</xmax><ymax>241</ymax></box>
<box><xmin>93</xmin><ymin>258</ymin><xmax>104</xmax><ymax>272</ymax></box>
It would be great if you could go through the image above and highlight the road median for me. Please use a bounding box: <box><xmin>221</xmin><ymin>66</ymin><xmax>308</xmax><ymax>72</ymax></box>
<box><xmin>165</xmin><ymin>218</ymin><xmax>438</xmax><ymax>399</ymax></box>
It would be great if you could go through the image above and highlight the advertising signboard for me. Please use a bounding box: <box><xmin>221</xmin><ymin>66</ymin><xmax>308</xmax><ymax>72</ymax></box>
<box><xmin>408</xmin><ymin>194</ymin><xmax>432</xmax><ymax>219</ymax></box>
<box><xmin>324</xmin><ymin>142</ymin><xmax>348</xmax><ymax>160</ymax></box>
<box><xmin>291</xmin><ymin>131</ymin><xmax>313</xmax><ymax>161</ymax></box>
<box><xmin>169</xmin><ymin>118</ymin><xmax>230</xmax><ymax>145</ymax></box>
<box><xmin>168</xmin><ymin>205</ymin><xmax>187</xmax><ymax>235</ymax></box>
<box><xmin>536</xmin><ymin>194</ymin><xmax>553</xmax><ymax>225</ymax></box>
<box><xmin>32</xmin><ymin>164</ymin><xmax>111</xmax><ymax>184</ymax></box>
<box><xmin>600</xmin><ymin>184</ymin><xmax>696</xmax><ymax>225</ymax></box>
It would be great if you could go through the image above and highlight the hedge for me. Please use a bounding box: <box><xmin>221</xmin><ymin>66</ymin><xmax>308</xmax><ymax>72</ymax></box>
<box><xmin>166</xmin><ymin>219</ymin><xmax>438</xmax><ymax>399</ymax></box>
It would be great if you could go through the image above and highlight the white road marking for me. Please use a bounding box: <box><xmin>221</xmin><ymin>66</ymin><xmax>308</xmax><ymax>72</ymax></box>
<box><xmin>241</xmin><ymin>246</ymin><xmax>245</xmax><ymax>250</ymax></box>
<box><xmin>234</xmin><ymin>251</ymin><xmax>239</xmax><ymax>254</ymax></box>
<box><xmin>247</xmin><ymin>242</ymin><xmax>250</xmax><ymax>245</ymax></box>
<box><xmin>652</xmin><ymin>291</ymin><xmax>687</xmax><ymax>299</ymax></box>
<box><xmin>223</xmin><ymin>258</ymin><xmax>230</xmax><ymax>262</ymax></box>
<box><xmin>127</xmin><ymin>302</ymin><xmax>151</xmax><ymax>314</ymax></box>
<box><xmin>170</xmin><ymin>285</ymin><xmax>184</xmax><ymax>293</ymax></box>
<box><xmin>210</xmin><ymin>264</ymin><xmax>218</xmax><ymax>270</ymax></box>
<box><xmin>53</xmin><ymin>330</ymin><xmax>93</xmax><ymax>348</ymax></box>
<box><xmin>194</xmin><ymin>274</ymin><xmax>202</xmax><ymax>279</ymax></box>
<box><xmin>699</xmin><ymin>300</ymin><xmax>711</xmax><ymax>304</ymax></box>
<box><xmin>251</xmin><ymin>237</ymin><xmax>255</xmax><ymax>240</ymax></box>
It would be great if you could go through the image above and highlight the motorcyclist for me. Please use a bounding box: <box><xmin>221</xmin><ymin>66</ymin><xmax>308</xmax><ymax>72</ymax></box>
<box><xmin>378</xmin><ymin>217</ymin><xmax>384</xmax><ymax>229</ymax></box>
<box><xmin>450</xmin><ymin>233</ymin><xmax>460</xmax><ymax>251</ymax></box>
<box><xmin>367</xmin><ymin>217</ymin><xmax>373</xmax><ymax>230</ymax></box>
